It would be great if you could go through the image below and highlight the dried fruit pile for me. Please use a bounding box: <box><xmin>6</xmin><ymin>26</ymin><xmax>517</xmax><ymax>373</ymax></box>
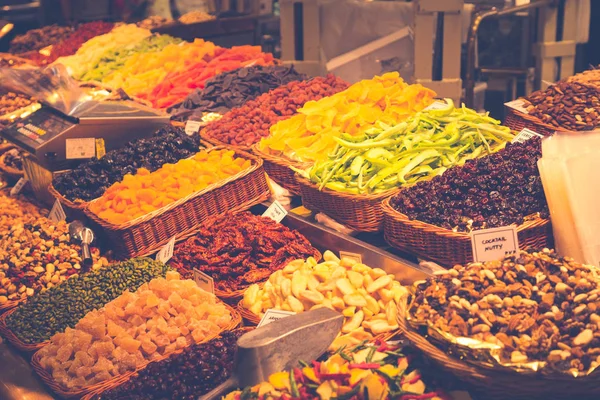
<box><xmin>80</xmin><ymin>34</ymin><xmax>182</xmax><ymax>82</ymax></box>
<box><xmin>6</xmin><ymin>258</ymin><xmax>170</xmax><ymax>344</ymax></box>
<box><xmin>524</xmin><ymin>81</ymin><xmax>600</xmax><ymax>131</ymax></box>
<box><xmin>56</xmin><ymin>24</ymin><xmax>152</xmax><ymax>79</ymax></box>
<box><xmin>242</xmin><ymin>251</ymin><xmax>407</xmax><ymax>349</ymax></box>
<box><xmin>3</xmin><ymin>149</ymin><xmax>23</xmax><ymax>170</ymax></box>
<box><xmin>89</xmin><ymin>149</ymin><xmax>251</xmax><ymax>225</ymax></box>
<box><xmin>298</xmin><ymin>100</ymin><xmax>514</xmax><ymax>194</ymax></box>
<box><xmin>53</xmin><ymin>126</ymin><xmax>200</xmax><ymax>202</ymax></box>
<box><xmin>225</xmin><ymin>340</ymin><xmax>443</xmax><ymax>400</ymax></box>
<box><xmin>203</xmin><ymin>74</ymin><xmax>348</xmax><ymax>147</ymax></box>
<box><xmin>97</xmin><ymin>330</ymin><xmax>245</xmax><ymax>400</ymax></box>
<box><xmin>9</xmin><ymin>25</ymin><xmax>74</xmax><ymax>54</ymax></box>
<box><xmin>143</xmin><ymin>45</ymin><xmax>275</xmax><ymax>109</ymax></box>
<box><xmin>136</xmin><ymin>16</ymin><xmax>172</xmax><ymax>30</ymax></box>
<box><xmin>170</xmin><ymin>212</ymin><xmax>318</xmax><ymax>292</ymax></box>
<box><xmin>391</xmin><ymin>138</ymin><xmax>549</xmax><ymax>232</ymax></box>
<box><xmin>37</xmin><ymin>271</ymin><xmax>232</xmax><ymax>390</ymax></box>
<box><xmin>0</xmin><ymin>194</ymin><xmax>108</xmax><ymax>305</ymax></box>
<box><xmin>170</xmin><ymin>65</ymin><xmax>308</xmax><ymax>120</ymax></box>
<box><xmin>411</xmin><ymin>249</ymin><xmax>600</xmax><ymax>375</ymax></box>
<box><xmin>179</xmin><ymin>11</ymin><xmax>215</xmax><ymax>24</ymax></box>
<box><xmin>0</xmin><ymin>91</ymin><xmax>35</xmax><ymax>117</ymax></box>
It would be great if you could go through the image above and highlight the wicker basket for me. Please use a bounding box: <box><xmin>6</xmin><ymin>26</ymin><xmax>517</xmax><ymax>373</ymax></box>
<box><xmin>0</xmin><ymin>151</ymin><xmax>24</xmax><ymax>182</ymax></box>
<box><xmin>381</xmin><ymin>197</ymin><xmax>553</xmax><ymax>267</ymax></box>
<box><xmin>31</xmin><ymin>302</ymin><xmax>241</xmax><ymax>399</ymax></box>
<box><xmin>48</xmin><ymin>182</ymin><xmax>89</xmax><ymax>215</ymax></box>
<box><xmin>297</xmin><ymin>176</ymin><xmax>398</xmax><ymax>232</ymax></box>
<box><xmin>237</xmin><ymin>299</ymin><xmax>261</xmax><ymax>325</ymax></box>
<box><xmin>504</xmin><ymin>107</ymin><xmax>571</xmax><ymax>137</ymax></box>
<box><xmin>81</xmin><ymin>326</ymin><xmax>255</xmax><ymax>400</ymax></box>
<box><xmin>0</xmin><ymin>307</ymin><xmax>48</xmax><ymax>353</ymax></box>
<box><xmin>252</xmin><ymin>144</ymin><xmax>311</xmax><ymax>196</ymax></box>
<box><xmin>397</xmin><ymin>305</ymin><xmax>600</xmax><ymax>400</ymax></box>
<box><xmin>84</xmin><ymin>147</ymin><xmax>270</xmax><ymax>259</ymax></box>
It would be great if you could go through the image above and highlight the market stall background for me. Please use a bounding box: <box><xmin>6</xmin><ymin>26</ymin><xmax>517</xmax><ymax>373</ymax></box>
<box><xmin>0</xmin><ymin>1</ymin><xmax>600</xmax><ymax>400</ymax></box>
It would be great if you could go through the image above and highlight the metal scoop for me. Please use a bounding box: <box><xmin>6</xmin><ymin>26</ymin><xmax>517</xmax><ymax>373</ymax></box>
<box><xmin>68</xmin><ymin>220</ymin><xmax>94</xmax><ymax>267</ymax></box>
<box><xmin>200</xmin><ymin>308</ymin><xmax>344</xmax><ymax>399</ymax></box>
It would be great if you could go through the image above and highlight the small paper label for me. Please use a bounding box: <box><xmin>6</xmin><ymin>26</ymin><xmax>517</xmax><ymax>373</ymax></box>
<box><xmin>10</xmin><ymin>178</ymin><xmax>28</xmax><ymax>196</ymax></box>
<box><xmin>262</xmin><ymin>200</ymin><xmax>288</xmax><ymax>223</ymax></box>
<box><xmin>185</xmin><ymin>120</ymin><xmax>202</xmax><ymax>136</ymax></box>
<box><xmin>48</xmin><ymin>200</ymin><xmax>66</xmax><ymax>222</ymax></box>
<box><xmin>155</xmin><ymin>236</ymin><xmax>176</xmax><ymax>264</ymax></box>
<box><xmin>66</xmin><ymin>138</ymin><xmax>96</xmax><ymax>159</ymax></box>
<box><xmin>193</xmin><ymin>269</ymin><xmax>215</xmax><ymax>294</ymax></box>
<box><xmin>95</xmin><ymin>138</ymin><xmax>106</xmax><ymax>159</ymax></box>
<box><xmin>339</xmin><ymin>251</ymin><xmax>362</xmax><ymax>264</ymax></box>
<box><xmin>504</xmin><ymin>99</ymin><xmax>529</xmax><ymax>114</ymax></box>
<box><xmin>257</xmin><ymin>309</ymin><xmax>296</xmax><ymax>327</ymax></box>
<box><xmin>512</xmin><ymin>128</ymin><xmax>544</xmax><ymax>144</ymax></box>
<box><xmin>471</xmin><ymin>226</ymin><xmax>520</xmax><ymax>263</ymax></box>
<box><xmin>424</xmin><ymin>100</ymin><xmax>447</xmax><ymax>111</ymax></box>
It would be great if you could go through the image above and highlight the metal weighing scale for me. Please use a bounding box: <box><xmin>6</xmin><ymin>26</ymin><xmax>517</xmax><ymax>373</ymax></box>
<box><xmin>0</xmin><ymin>100</ymin><xmax>170</xmax><ymax>171</ymax></box>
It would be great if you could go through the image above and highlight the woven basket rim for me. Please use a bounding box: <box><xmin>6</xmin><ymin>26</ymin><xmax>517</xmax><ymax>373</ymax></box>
<box><xmin>296</xmin><ymin>174</ymin><xmax>400</xmax><ymax>201</ymax></box>
<box><xmin>84</xmin><ymin>146</ymin><xmax>263</xmax><ymax>230</ymax></box>
<box><xmin>48</xmin><ymin>183</ymin><xmax>89</xmax><ymax>210</ymax></box>
<box><xmin>237</xmin><ymin>299</ymin><xmax>261</xmax><ymax>325</ymax></box>
<box><xmin>251</xmin><ymin>143</ymin><xmax>312</xmax><ymax>169</ymax></box>
<box><xmin>506</xmin><ymin>106</ymin><xmax>574</xmax><ymax>133</ymax></box>
<box><xmin>381</xmin><ymin>196</ymin><xmax>550</xmax><ymax>240</ymax></box>
<box><xmin>31</xmin><ymin>299</ymin><xmax>240</xmax><ymax>397</ymax></box>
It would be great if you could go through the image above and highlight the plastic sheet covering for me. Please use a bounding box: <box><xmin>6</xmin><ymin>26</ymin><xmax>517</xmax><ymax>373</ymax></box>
<box><xmin>0</xmin><ymin>65</ymin><xmax>108</xmax><ymax>117</ymax></box>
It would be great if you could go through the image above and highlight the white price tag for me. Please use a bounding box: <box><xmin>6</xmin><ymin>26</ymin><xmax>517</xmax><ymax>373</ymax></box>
<box><xmin>185</xmin><ymin>120</ymin><xmax>202</xmax><ymax>136</ymax></box>
<box><xmin>65</xmin><ymin>138</ymin><xmax>96</xmax><ymax>159</ymax></box>
<box><xmin>10</xmin><ymin>178</ymin><xmax>28</xmax><ymax>196</ymax></box>
<box><xmin>193</xmin><ymin>269</ymin><xmax>215</xmax><ymax>294</ymax></box>
<box><xmin>504</xmin><ymin>99</ymin><xmax>529</xmax><ymax>114</ymax></box>
<box><xmin>155</xmin><ymin>236</ymin><xmax>176</xmax><ymax>264</ymax></box>
<box><xmin>262</xmin><ymin>200</ymin><xmax>288</xmax><ymax>223</ymax></box>
<box><xmin>511</xmin><ymin>128</ymin><xmax>544</xmax><ymax>144</ymax></box>
<box><xmin>339</xmin><ymin>251</ymin><xmax>362</xmax><ymax>264</ymax></box>
<box><xmin>424</xmin><ymin>100</ymin><xmax>448</xmax><ymax>111</ymax></box>
<box><xmin>257</xmin><ymin>309</ymin><xmax>296</xmax><ymax>327</ymax></box>
<box><xmin>48</xmin><ymin>200</ymin><xmax>66</xmax><ymax>222</ymax></box>
<box><xmin>471</xmin><ymin>226</ymin><xmax>520</xmax><ymax>263</ymax></box>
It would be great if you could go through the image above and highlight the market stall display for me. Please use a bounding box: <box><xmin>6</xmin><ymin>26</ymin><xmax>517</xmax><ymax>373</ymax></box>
<box><xmin>0</xmin><ymin>193</ymin><xmax>108</xmax><ymax>311</ymax></box>
<box><xmin>137</xmin><ymin>16</ymin><xmax>173</xmax><ymax>30</ymax></box>
<box><xmin>203</xmin><ymin>74</ymin><xmax>349</xmax><ymax>149</ymax></box>
<box><xmin>384</xmin><ymin>137</ymin><xmax>552</xmax><ymax>266</ymax></box>
<box><xmin>401</xmin><ymin>249</ymin><xmax>600</xmax><ymax>398</ymax></box>
<box><xmin>179</xmin><ymin>11</ymin><xmax>216</xmax><ymax>24</ymax></box>
<box><xmin>169</xmin><ymin>65</ymin><xmax>308</xmax><ymax>120</ymax></box>
<box><xmin>91</xmin><ymin>329</ymin><xmax>247</xmax><ymax>400</ymax></box>
<box><xmin>9</xmin><ymin>25</ymin><xmax>74</xmax><ymax>54</ymax></box>
<box><xmin>241</xmin><ymin>251</ymin><xmax>407</xmax><ymax>349</ymax></box>
<box><xmin>51</xmin><ymin>125</ymin><xmax>200</xmax><ymax>205</ymax></box>
<box><xmin>169</xmin><ymin>212</ymin><xmax>319</xmax><ymax>300</ymax></box>
<box><xmin>1</xmin><ymin>258</ymin><xmax>170</xmax><ymax>349</ymax></box>
<box><xmin>33</xmin><ymin>271</ymin><xmax>236</xmax><ymax>396</ymax></box>
<box><xmin>224</xmin><ymin>339</ymin><xmax>444</xmax><ymax>400</ymax></box>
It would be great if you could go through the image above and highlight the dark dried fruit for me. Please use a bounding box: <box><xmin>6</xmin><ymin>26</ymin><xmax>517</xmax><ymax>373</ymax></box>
<box><xmin>391</xmin><ymin>138</ymin><xmax>549</xmax><ymax>232</ymax></box>
<box><xmin>9</xmin><ymin>25</ymin><xmax>73</xmax><ymax>54</ymax></box>
<box><xmin>170</xmin><ymin>65</ymin><xmax>307</xmax><ymax>121</ymax></box>
<box><xmin>53</xmin><ymin>126</ymin><xmax>200</xmax><ymax>202</ymax></box>
<box><xmin>97</xmin><ymin>329</ymin><xmax>245</xmax><ymax>400</ymax></box>
<box><xmin>3</xmin><ymin>149</ymin><xmax>23</xmax><ymax>170</ymax></box>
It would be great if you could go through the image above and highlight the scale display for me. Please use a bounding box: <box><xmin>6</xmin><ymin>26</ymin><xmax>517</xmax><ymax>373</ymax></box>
<box><xmin>3</xmin><ymin>108</ymin><xmax>75</xmax><ymax>153</ymax></box>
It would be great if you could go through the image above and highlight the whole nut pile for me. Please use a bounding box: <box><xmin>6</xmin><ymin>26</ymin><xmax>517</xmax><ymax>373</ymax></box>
<box><xmin>179</xmin><ymin>11</ymin><xmax>215</xmax><ymax>24</ymax></box>
<box><xmin>411</xmin><ymin>249</ymin><xmax>600</xmax><ymax>374</ymax></box>
<box><xmin>0</xmin><ymin>194</ymin><xmax>107</xmax><ymax>305</ymax></box>
<box><xmin>0</xmin><ymin>92</ymin><xmax>35</xmax><ymax>117</ymax></box>
<box><xmin>568</xmin><ymin>68</ymin><xmax>600</xmax><ymax>89</ymax></box>
<box><xmin>6</xmin><ymin>258</ymin><xmax>170</xmax><ymax>344</ymax></box>
<box><xmin>524</xmin><ymin>81</ymin><xmax>600</xmax><ymax>131</ymax></box>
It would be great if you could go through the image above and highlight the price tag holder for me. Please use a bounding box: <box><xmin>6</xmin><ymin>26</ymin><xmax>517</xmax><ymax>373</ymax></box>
<box><xmin>471</xmin><ymin>226</ymin><xmax>519</xmax><ymax>263</ymax></box>
<box><xmin>95</xmin><ymin>138</ymin><xmax>106</xmax><ymax>159</ymax></box>
<box><xmin>10</xmin><ymin>178</ymin><xmax>28</xmax><ymax>196</ymax></box>
<box><xmin>193</xmin><ymin>269</ymin><xmax>215</xmax><ymax>294</ymax></box>
<box><xmin>257</xmin><ymin>309</ymin><xmax>296</xmax><ymax>328</ymax></box>
<box><xmin>155</xmin><ymin>236</ymin><xmax>176</xmax><ymax>264</ymax></box>
<box><xmin>262</xmin><ymin>200</ymin><xmax>287</xmax><ymax>223</ymax></box>
<box><xmin>185</xmin><ymin>120</ymin><xmax>202</xmax><ymax>136</ymax></box>
<box><xmin>511</xmin><ymin>128</ymin><xmax>544</xmax><ymax>144</ymax></box>
<box><xmin>424</xmin><ymin>100</ymin><xmax>448</xmax><ymax>111</ymax></box>
<box><xmin>48</xmin><ymin>200</ymin><xmax>66</xmax><ymax>222</ymax></box>
<box><xmin>339</xmin><ymin>251</ymin><xmax>362</xmax><ymax>264</ymax></box>
<box><xmin>66</xmin><ymin>138</ymin><xmax>96</xmax><ymax>159</ymax></box>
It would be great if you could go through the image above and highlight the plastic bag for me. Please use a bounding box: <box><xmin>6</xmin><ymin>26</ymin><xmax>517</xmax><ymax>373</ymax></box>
<box><xmin>0</xmin><ymin>65</ymin><xmax>108</xmax><ymax>117</ymax></box>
